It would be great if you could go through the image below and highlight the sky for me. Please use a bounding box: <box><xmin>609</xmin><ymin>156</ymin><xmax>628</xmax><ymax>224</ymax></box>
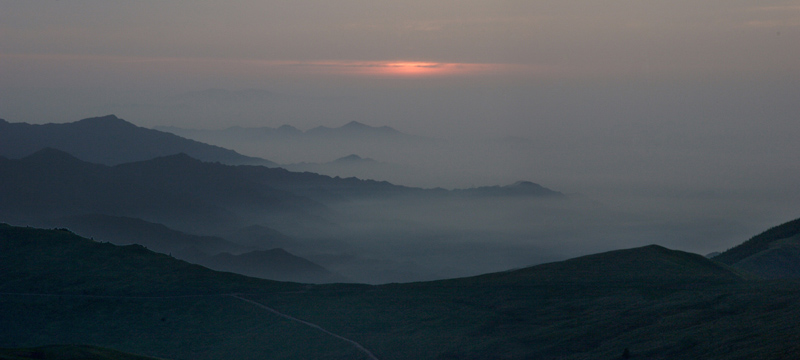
<box><xmin>1</xmin><ymin>1</ymin><xmax>799</xmax><ymax>252</ymax></box>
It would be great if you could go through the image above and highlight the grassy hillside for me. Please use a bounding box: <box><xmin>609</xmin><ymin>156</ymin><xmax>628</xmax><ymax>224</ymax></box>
<box><xmin>715</xmin><ymin>217</ymin><xmax>800</xmax><ymax>265</ymax></box>
<box><xmin>714</xmin><ymin>217</ymin><xmax>800</xmax><ymax>278</ymax></box>
<box><xmin>0</xmin><ymin>223</ymin><xmax>295</xmax><ymax>295</ymax></box>
<box><xmin>0</xmin><ymin>345</ymin><xmax>165</xmax><ymax>360</ymax></box>
<box><xmin>3</xmin><ymin>224</ymin><xmax>800</xmax><ymax>359</ymax></box>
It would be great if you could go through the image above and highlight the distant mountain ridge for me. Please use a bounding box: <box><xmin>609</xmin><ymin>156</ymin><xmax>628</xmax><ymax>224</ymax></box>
<box><xmin>0</xmin><ymin>148</ymin><xmax>327</xmax><ymax>235</ymax></box>
<box><xmin>453</xmin><ymin>180</ymin><xmax>564</xmax><ymax>198</ymax></box>
<box><xmin>306</xmin><ymin>120</ymin><xmax>402</xmax><ymax>137</ymax></box>
<box><xmin>153</xmin><ymin>119</ymin><xmax>436</xmax><ymax>168</ymax></box>
<box><xmin>52</xmin><ymin>214</ymin><xmax>250</xmax><ymax>262</ymax></box>
<box><xmin>0</xmin><ymin>147</ymin><xmax>563</xmax><ymax>235</ymax></box>
<box><xmin>157</xmin><ymin>120</ymin><xmax>406</xmax><ymax>140</ymax></box>
<box><xmin>0</xmin><ymin>115</ymin><xmax>276</xmax><ymax>166</ymax></box>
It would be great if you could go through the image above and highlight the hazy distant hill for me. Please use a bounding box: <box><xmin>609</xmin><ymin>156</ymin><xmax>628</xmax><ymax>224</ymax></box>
<box><xmin>0</xmin><ymin>115</ymin><xmax>276</xmax><ymax>166</ymax></box>
<box><xmin>157</xmin><ymin>120</ymin><xmax>414</xmax><ymax>143</ymax></box>
<box><xmin>453</xmin><ymin>180</ymin><xmax>564</xmax><ymax>198</ymax></box>
<box><xmin>154</xmin><ymin>120</ymin><xmax>437</xmax><ymax>167</ymax></box>
<box><xmin>51</xmin><ymin>214</ymin><xmax>250</xmax><ymax>262</ymax></box>
<box><xmin>281</xmin><ymin>154</ymin><xmax>416</xmax><ymax>183</ymax></box>
<box><xmin>5</xmin><ymin>223</ymin><xmax>800</xmax><ymax>359</ymax></box>
<box><xmin>305</xmin><ymin>121</ymin><xmax>403</xmax><ymax>138</ymax></box>
<box><xmin>197</xmin><ymin>248</ymin><xmax>344</xmax><ymax>284</ymax></box>
<box><xmin>714</xmin><ymin>217</ymin><xmax>800</xmax><ymax>278</ymax></box>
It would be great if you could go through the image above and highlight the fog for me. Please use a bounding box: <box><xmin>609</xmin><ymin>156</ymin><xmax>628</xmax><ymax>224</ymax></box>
<box><xmin>263</xmin><ymin>187</ymin><xmax>785</xmax><ymax>283</ymax></box>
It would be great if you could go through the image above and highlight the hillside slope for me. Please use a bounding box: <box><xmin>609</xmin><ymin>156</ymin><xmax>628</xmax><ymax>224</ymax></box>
<box><xmin>5</xmin><ymin>224</ymin><xmax>800</xmax><ymax>359</ymax></box>
<box><xmin>714</xmin><ymin>217</ymin><xmax>800</xmax><ymax>278</ymax></box>
<box><xmin>0</xmin><ymin>345</ymin><xmax>166</xmax><ymax>360</ymax></box>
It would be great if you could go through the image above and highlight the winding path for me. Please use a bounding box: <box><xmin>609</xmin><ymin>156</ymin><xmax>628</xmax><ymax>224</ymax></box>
<box><xmin>229</xmin><ymin>294</ymin><xmax>380</xmax><ymax>360</ymax></box>
<box><xmin>1</xmin><ymin>292</ymin><xmax>380</xmax><ymax>360</ymax></box>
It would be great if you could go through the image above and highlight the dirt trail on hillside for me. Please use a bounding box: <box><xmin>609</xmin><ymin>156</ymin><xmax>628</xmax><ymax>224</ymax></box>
<box><xmin>230</xmin><ymin>294</ymin><xmax>380</xmax><ymax>360</ymax></box>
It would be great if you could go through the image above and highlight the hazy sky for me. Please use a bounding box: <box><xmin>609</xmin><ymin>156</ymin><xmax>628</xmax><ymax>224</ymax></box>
<box><xmin>2</xmin><ymin>1</ymin><xmax>797</xmax><ymax>92</ymax></box>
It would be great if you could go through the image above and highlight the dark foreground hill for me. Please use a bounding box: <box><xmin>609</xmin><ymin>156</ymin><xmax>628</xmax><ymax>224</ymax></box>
<box><xmin>3</xmin><ymin>223</ymin><xmax>800</xmax><ymax>359</ymax></box>
<box><xmin>0</xmin><ymin>345</ymin><xmax>165</xmax><ymax>360</ymax></box>
<box><xmin>714</xmin><ymin>217</ymin><xmax>800</xmax><ymax>278</ymax></box>
<box><xmin>0</xmin><ymin>224</ymin><xmax>292</xmax><ymax>295</ymax></box>
<box><xmin>49</xmin><ymin>214</ymin><xmax>338</xmax><ymax>283</ymax></box>
<box><xmin>0</xmin><ymin>115</ymin><xmax>275</xmax><ymax>166</ymax></box>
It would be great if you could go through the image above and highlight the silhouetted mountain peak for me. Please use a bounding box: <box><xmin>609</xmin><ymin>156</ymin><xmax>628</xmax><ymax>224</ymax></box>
<box><xmin>22</xmin><ymin>147</ymin><xmax>87</xmax><ymax>165</ymax></box>
<box><xmin>455</xmin><ymin>181</ymin><xmax>563</xmax><ymax>198</ymax></box>
<box><xmin>307</xmin><ymin>121</ymin><xmax>401</xmax><ymax>136</ymax></box>
<box><xmin>342</xmin><ymin>121</ymin><xmax>370</xmax><ymax>129</ymax></box>
<box><xmin>74</xmin><ymin>114</ymin><xmax>134</xmax><ymax>128</ymax></box>
<box><xmin>127</xmin><ymin>153</ymin><xmax>206</xmax><ymax>168</ymax></box>
<box><xmin>277</xmin><ymin>124</ymin><xmax>301</xmax><ymax>133</ymax></box>
<box><xmin>333</xmin><ymin>154</ymin><xmax>376</xmax><ymax>164</ymax></box>
<box><xmin>342</xmin><ymin>121</ymin><xmax>400</xmax><ymax>134</ymax></box>
<box><xmin>156</xmin><ymin>152</ymin><xmax>200</xmax><ymax>162</ymax></box>
<box><xmin>507</xmin><ymin>180</ymin><xmax>543</xmax><ymax>189</ymax></box>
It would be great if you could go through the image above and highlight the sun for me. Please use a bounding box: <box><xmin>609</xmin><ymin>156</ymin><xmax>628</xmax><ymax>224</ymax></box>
<box><xmin>381</xmin><ymin>62</ymin><xmax>445</xmax><ymax>77</ymax></box>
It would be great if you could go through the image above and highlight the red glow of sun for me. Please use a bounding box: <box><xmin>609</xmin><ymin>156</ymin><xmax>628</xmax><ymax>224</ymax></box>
<box><xmin>256</xmin><ymin>60</ymin><xmax>522</xmax><ymax>78</ymax></box>
<box><xmin>380</xmin><ymin>62</ymin><xmax>445</xmax><ymax>76</ymax></box>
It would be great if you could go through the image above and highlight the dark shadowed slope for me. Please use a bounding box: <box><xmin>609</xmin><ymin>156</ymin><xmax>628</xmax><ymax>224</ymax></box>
<box><xmin>50</xmin><ymin>214</ymin><xmax>342</xmax><ymax>283</ymax></box>
<box><xmin>0</xmin><ymin>224</ymin><xmax>365</xmax><ymax>360</ymax></box>
<box><xmin>714</xmin><ymin>217</ymin><xmax>800</xmax><ymax>278</ymax></box>
<box><xmin>0</xmin><ymin>115</ymin><xmax>275</xmax><ymax>166</ymax></box>
<box><xmin>472</xmin><ymin>244</ymin><xmax>746</xmax><ymax>286</ymax></box>
<box><xmin>0</xmin><ymin>345</ymin><xmax>166</xmax><ymax>360</ymax></box>
<box><xmin>715</xmin><ymin>217</ymin><xmax>800</xmax><ymax>264</ymax></box>
<box><xmin>0</xmin><ymin>224</ymin><xmax>295</xmax><ymax>295</ymax></box>
<box><xmin>3</xmin><ymin>224</ymin><xmax>800</xmax><ymax>359</ymax></box>
<box><xmin>256</xmin><ymin>244</ymin><xmax>796</xmax><ymax>360</ymax></box>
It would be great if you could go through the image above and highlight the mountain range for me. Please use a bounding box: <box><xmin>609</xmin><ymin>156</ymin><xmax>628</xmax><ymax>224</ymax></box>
<box><xmin>157</xmin><ymin>120</ymin><xmax>412</xmax><ymax>143</ymax></box>
<box><xmin>154</xmin><ymin>119</ymin><xmax>438</xmax><ymax>169</ymax></box>
<box><xmin>0</xmin><ymin>115</ymin><xmax>275</xmax><ymax>166</ymax></box>
<box><xmin>0</xmin><ymin>115</ymin><xmax>569</xmax><ymax>284</ymax></box>
<box><xmin>0</xmin><ymin>148</ymin><xmax>325</xmax><ymax>235</ymax></box>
